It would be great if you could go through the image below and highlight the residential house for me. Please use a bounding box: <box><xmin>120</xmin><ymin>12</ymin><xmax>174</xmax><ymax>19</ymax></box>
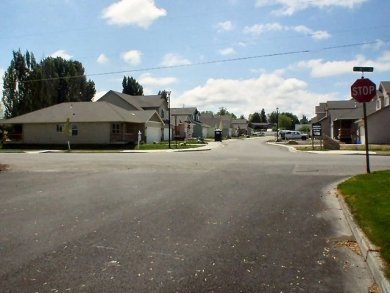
<box><xmin>217</xmin><ymin>115</ymin><xmax>233</xmax><ymax>138</ymax></box>
<box><xmin>357</xmin><ymin>81</ymin><xmax>390</xmax><ymax>144</ymax></box>
<box><xmin>231</xmin><ymin>119</ymin><xmax>249</xmax><ymax>136</ymax></box>
<box><xmin>200</xmin><ymin>113</ymin><xmax>220</xmax><ymax>138</ymax></box>
<box><xmin>311</xmin><ymin>99</ymin><xmax>376</xmax><ymax>143</ymax></box>
<box><xmin>170</xmin><ymin>107</ymin><xmax>208</xmax><ymax>139</ymax></box>
<box><xmin>97</xmin><ymin>90</ymin><xmax>170</xmax><ymax>140</ymax></box>
<box><xmin>2</xmin><ymin>102</ymin><xmax>164</xmax><ymax>145</ymax></box>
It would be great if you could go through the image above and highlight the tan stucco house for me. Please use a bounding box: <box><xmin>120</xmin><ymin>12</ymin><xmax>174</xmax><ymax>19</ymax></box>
<box><xmin>2</xmin><ymin>102</ymin><xmax>164</xmax><ymax>145</ymax></box>
<box><xmin>97</xmin><ymin>90</ymin><xmax>171</xmax><ymax>140</ymax></box>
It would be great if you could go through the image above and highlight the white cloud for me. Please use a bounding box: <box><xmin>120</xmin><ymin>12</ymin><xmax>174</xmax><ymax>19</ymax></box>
<box><xmin>243</xmin><ymin>23</ymin><xmax>283</xmax><ymax>35</ymax></box>
<box><xmin>243</xmin><ymin>23</ymin><xmax>330</xmax><ymax>40</ymax></box>
<box><xmin>297</xmin><ymin>51</ymin><xmax>390</xmax><ymax>77</ymax></box>
<box><xmin>161</xmin><ymin>53</ymin><xmax>191</xmax><ymax>66</ymax></box>
<box><xmin>292</xmin><ymin>25</ymin><xmax>331</xmax><ymax>40</ymax></box>
<box><xmin>255</xmin><ymin>0</ymin><xmax>367</xmax><ymax>15</ymax></box>
<box><xmin>102</xmin><ymin>0</ymin><xmax>166</xmax><ymax>28</ymax></box>
<box><xmin>362</xmin><ymin>39</ymin><xmax>387</xmax><ymax>51</ymax></box>
<box><xmin>175</xmin><ymin>72</ymin><xmax>334</xmax><ymax>117</ymax></box>
<box><xmin>50</xmin><ymin>50</ymin><xmax>72</xmax><ymax>60</ymax></box>
<box><xmin>138</xmin><ymin>73</ymin><xmax>177</xmax><ymax>86</ymax></box>
<box><xmin>219</xmin><ymin>48</ymin><xmax>236</xmax><ymax>56</ymax></box>
<box><xmin>121</xmin><ymin>50</ymin><xmax>142</xmax><ymax>65</ymax></box>
<box><xmin>0</xmin><ymin>67</ymin><xmax>4</xmax><ymax>88</ymax></box>
<box><xmin>93</xmin><ymin>90</ymin><xmax>108</xmax><ymax>102</ymax></box>
<box><xmin>215</xmin><ymin>21</ymin><xmax>234</xmax><ymax>32</ymax></box>
<box><xmin>97</xmin><ymin>53</ymin><xmax>109</xmax><ymax>64</ymax></box>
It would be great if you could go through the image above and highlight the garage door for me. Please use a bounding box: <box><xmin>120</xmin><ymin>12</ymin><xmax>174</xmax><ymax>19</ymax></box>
<box><xmin>146</xmin><ymin>127</ymin><xmax>162</xmax><ymax>144</ymax></box>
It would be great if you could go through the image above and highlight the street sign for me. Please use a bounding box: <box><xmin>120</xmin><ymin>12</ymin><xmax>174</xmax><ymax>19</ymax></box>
<box><xmin>351</xmin><ymin>78</ymin><xmax>376</xmax><ymax>103</ymax></box>
<box><xmin>353</xmin><ymin>66</ymin><xmax>374</xmax><ymax>73</ymax></box>
<box><xmin>312</xmin><ymin>123</ymin><xmax>322</xmax><ymax>137</ymax></box>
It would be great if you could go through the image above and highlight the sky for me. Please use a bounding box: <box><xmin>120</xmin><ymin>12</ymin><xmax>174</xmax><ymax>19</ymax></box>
<box><xmin>1</xmin><ymin>0</ymin><xmax>390</xmax><ymax>119</ymax></box>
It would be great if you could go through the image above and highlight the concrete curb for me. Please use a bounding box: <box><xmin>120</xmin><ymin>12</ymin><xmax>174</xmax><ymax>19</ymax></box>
<box><xmin>335</xmin><ymin>188</ymin><xmax>390</xmax><ymax>293</ymax></box>
<box><xmin>266</xmin><ymin>142</ymin><xmax>297</xmax><ymax>153</ymax></box>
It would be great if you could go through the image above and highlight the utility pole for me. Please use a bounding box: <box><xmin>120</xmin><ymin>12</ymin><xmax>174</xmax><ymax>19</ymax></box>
<box><xmin>167</xmin><ymin>91</ymin><xmax>171</xmax><ymax>149</ymax></box>
<box><xmin>276</xmin><ymin>107</ymin><xmax>279</xmax><ymax>142</ymax></box>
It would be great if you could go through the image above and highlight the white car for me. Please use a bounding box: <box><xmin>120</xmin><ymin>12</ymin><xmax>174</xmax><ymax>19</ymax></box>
<box><xmin>280</xmin><ymin>131</ymin><xmax>308</xmax><ymax>140</ymax></box>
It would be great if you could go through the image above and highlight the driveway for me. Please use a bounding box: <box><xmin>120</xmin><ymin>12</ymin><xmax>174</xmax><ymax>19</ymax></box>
<box><xmin>1</xmin><ymin>138</ymin><xmax>389</xmax><ymax>292</ymax></box>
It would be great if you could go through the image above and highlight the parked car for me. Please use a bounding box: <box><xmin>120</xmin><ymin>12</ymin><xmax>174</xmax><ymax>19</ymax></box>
<box><xmin>280</xmin><ymin>131</ymin><xmax>309</xmax><ymax>140</ymax></box>
<box><xmin>252</xmin><ymin>131</ymin><xmax>265</xmax><ymax>136</ymax></box>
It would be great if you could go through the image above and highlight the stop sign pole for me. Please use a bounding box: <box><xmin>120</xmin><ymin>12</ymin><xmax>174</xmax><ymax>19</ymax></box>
<box><xmin>351</xmin><ymin>67</ymin><xmax>376</xmax><ymax>174</ymax></box>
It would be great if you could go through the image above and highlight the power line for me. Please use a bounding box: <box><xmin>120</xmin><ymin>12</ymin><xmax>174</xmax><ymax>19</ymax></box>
<box><xmin>20</xmin><ymin>39</ymin><xmax>390</xmax><ymax>84</ymax></box>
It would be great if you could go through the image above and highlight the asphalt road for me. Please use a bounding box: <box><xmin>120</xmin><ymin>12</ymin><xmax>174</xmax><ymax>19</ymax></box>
<box><xmin>1</xmin><ymin>138</ymin><xmax>389</xmax><ymax>292</ymax></box>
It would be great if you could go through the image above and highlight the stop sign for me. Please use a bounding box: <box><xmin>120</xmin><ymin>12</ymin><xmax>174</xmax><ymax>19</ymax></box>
<box><xmin>351</xmin><ymin>78</ymin><xmax>376</xmax><ymax>103</ymax></box>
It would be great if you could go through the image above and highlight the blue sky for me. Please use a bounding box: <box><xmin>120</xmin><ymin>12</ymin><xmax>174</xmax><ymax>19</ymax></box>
<box><xmin>1</xmin><ymin>0</ymin><xmax>389</xmax><ymax>119</ymax></box>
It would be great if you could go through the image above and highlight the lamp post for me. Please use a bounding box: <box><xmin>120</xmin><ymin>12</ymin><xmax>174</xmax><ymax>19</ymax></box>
<box><xmin>276</xmin><ymin>107</ymin><xmax>279</xmax><ymax>142</ymax></box>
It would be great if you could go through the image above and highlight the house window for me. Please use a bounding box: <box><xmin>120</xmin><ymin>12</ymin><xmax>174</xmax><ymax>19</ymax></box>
<box><xmin>385</xmin><ymin>96</ymin><xmax>389</xmax><ymax>107</ymax></box>
<box><xmin>56</xmin><ymin>124</ymin><xmax>63</xmax><ymax>133</ymax></box>
<box><xmin>112</xmin><ymin>123</ymin><xmax>120</xmax><ymax>134</ymax></box>
<box><xmin>72</xmin><ymin>125</ymin><xmax>78</xmax><ymax>136</ymax></box>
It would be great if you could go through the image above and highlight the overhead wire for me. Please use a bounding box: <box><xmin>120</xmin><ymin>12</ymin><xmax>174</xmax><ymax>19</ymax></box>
<box><xmin>19</xmin><ymin>39</ymin><xmax>390</xmax><ymax>84</ymax></box>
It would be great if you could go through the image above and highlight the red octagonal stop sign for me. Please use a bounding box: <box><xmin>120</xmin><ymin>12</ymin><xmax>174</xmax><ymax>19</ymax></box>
<box><xmin>351</xmin><ymin>78</ymin><xmax>376</xmax><ymax>103</ymax></box>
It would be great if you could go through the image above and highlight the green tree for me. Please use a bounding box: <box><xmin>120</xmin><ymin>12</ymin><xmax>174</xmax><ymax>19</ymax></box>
<box><xmin>2</xmin><ymin>51</ymin><xmax>95</xmax><ymax>118</ymax></box>
<box><xmin>278</xmin><ymin>114</ymin><xmax>293</xmax><ymax>130</ymax></box>
<box><xmin>217</xmin><ymin>107</ymin><xmax>237</xmax><ymax>118</ymax></box>
<box><xmin>2</xmin><ymin>50</ymin><xmax>37</xmax><ymax>118</ymax></box>
<box><xmin>122</xmin><ymin>76</ymin><xmax>143</xmax><ymax>95</ymax></box>
<box><xmin>239</xmin><ymin>114</ymin><xmax>245</xmax><ymax>120</ymax></box>
<box><xmin>260</xmin><ymin>108</ymin><xmax>267</xmax><ymax>123</ymax></box>
<box><xmin>300</xmin><ymin>115</ymin><xmax>309</xmax><ymax>124</ymax></box>
<box><xmin>249</xmin><ymin>112</ymin><xmax>261</xmax><ymax>123</ymax></box>
<box><xmin>33</xmin><ymin>57</ymin><xmax>95</xmax><ymax>105</ymax></box>
<box><xmin>268</xmin><ymin>111</ymin><xmax>278</xmax><ymax>124</ymax></box>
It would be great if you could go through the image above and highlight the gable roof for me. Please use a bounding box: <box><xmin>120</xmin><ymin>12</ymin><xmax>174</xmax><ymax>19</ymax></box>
<box><xmin>99</xmin><ymin>90</ymin><xmax>164</xmax><ymax>110</ymax></box>
<box><xmin>2</xmin><ymin>102</ymin><xmax>162</xmax><ymax>124</ymax></box>
<box><xmin>379</xmin><ymin>81</ymin><xmax>390</xmax><ymax>95</ymax></box>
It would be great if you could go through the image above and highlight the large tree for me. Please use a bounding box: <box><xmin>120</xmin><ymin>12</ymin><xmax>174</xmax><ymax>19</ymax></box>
<box><xmin>122</xmin><ymin>76</ymin><xmax>143</xmax><ymax>95</ymax></box>
<box><xmin>249</xmin><ymin>112</ymin><xmax>261</xmax><ymax>123</ymax></box>
<box><xmin>2</xmin><ymin>50</ymin><xmax>37</xmax><ymax>118</ymax></box>
<box><xmin>260</xmin><ymin>108</ymin><xmax>267</xmax><ymax>123</ymax></box>
<box><xmin>2</xmin><ymin>50</ymin><xmax>95</xmax><ymax>118</ymax></box>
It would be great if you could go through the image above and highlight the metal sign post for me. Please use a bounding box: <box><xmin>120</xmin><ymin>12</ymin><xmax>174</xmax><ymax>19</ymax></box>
<box><xmin>351</xmin><ymin>66</ymin><xmax>376</xmax><ymax>174</ymax></box>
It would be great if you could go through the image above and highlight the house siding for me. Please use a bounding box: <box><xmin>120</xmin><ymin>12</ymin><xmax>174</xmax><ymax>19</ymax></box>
<box><xmin>23</xmin><ymin>123</ymin><xmax>111</xmax><ymax>144</ymax></box>
<box><xmin>367</xmin><ymin>106</ymin><xmax>390</xmax><ymax>144</ymax></box>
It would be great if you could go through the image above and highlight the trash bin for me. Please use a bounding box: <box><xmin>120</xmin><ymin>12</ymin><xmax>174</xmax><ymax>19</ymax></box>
<box><xmin>214</xmin><ymin>129</ymin><xmax>222</xmax><ymax>142</ymax></box>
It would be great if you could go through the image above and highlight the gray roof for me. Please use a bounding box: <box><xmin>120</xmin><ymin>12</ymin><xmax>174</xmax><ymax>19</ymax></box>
<box><xmin>379</xmin><ymin>81</ymin><xmax>390</xmax><ymax>94</ymax></box>
<box><xmin>99</xmin><ymin>91</ymin><xmax>164</xmax><ymax>110</ymax></box>
<box><xmin>2</xmin><ymin>102</ymin><xmax>161</xmax><ymax>124</ymax></box>
<box><xmin>200</xmin><ymin>116</ymin><xmax>219</xmax><ymax>128</ymax></box>
<box><xmin>326</xmin><ymin>99</ymin><xmax>357</xmax><ymax>110</ymax></box>
<box><xmin>232</xmin><ymin>119</ymin><xmax>248</xmax><ymax>125</ymax></box>
<box><xmin>170</xmin><ymin>107</ymin><xmax>197</xmax><ymax>116</ymax></box>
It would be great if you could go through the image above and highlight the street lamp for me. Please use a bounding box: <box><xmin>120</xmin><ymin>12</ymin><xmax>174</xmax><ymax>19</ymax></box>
<box><xmin>276</xmin><ymin>107</ymin><xmax>279</xmax><ymax>142</ymax></box>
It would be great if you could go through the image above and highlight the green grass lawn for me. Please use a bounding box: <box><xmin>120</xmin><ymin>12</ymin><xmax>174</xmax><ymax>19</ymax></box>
<box><xmin>338</xmin><ymin>170</ymin><xmax>390</xmax><ymax>278</ymax></box>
